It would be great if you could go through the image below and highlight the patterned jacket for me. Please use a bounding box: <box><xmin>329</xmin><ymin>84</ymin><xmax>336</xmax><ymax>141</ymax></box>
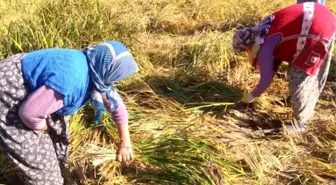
<box><xmin>266</xmin><ymin>2</ymin><xmax>336</xmax><ymax>75</ymax></box>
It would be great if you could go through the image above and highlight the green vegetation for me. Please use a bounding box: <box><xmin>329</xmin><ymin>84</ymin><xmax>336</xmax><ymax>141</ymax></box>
<box><xmin>0</xmin><ymin>0</ymin><xmax>335</xmax><ymax>184</ymax></box>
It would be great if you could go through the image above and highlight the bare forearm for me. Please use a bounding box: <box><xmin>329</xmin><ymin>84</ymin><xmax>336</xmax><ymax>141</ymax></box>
<box><xmin>117</xmin><ymin>124</ymin><xmax>131</xmax><ymax>146</ymax></box>
<box><xmin>107</xmin><ymin>91</ymin><xmax>134</xmax><ymax>162</ymax></box>
<box><xmin>116</xmin><ymin>123</ymin><xmax>134</xmax><ymax>162</ymax></box>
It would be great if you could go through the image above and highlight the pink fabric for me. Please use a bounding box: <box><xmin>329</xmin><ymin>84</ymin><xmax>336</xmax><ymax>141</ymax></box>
<box><xmin>19</xmin><ymin>85</ymin><xmax>64</xmax><ymax>130</ymax></box>
<box><xmin>110</xmin><ymin>91</ymin><xmax>128</xmax><ymax>125</ymax></box>
<box><xmin>19</xmin><ymin>85</ymin><xmax>128</xmax><ymax>130</ymax></box>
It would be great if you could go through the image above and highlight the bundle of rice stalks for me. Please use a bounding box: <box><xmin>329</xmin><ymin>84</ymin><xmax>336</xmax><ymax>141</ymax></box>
<box><xmin>79</xmin><ymin>121</ymin><xmax>246</xmax><ymax>185</ymax></box>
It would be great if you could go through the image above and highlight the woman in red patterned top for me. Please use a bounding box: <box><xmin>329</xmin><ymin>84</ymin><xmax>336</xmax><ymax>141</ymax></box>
<box><xmin>233</xmin><ymin>2</ymin><xmax>336</xmax><ymax>132</ymax></box>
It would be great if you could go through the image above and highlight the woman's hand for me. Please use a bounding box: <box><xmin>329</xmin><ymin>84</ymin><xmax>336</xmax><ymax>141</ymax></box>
<box><xmin>104</xmin><ymin>91</ymin><xmax>135</xmax><ymax>162</ymax></box>
<box><xmin>116</xmin><ymin>123</ymin><xmax>134</xmax><ymax>162</ymax></box>
<box><xmin>117</xmin><ymin>144</ymin><xmax>134</xmax><ymax>162</ymax></box>
<box><xmin>240</xmin><ymin>92</ymin><xmax>256</xmax><ymax>103</ymax></box>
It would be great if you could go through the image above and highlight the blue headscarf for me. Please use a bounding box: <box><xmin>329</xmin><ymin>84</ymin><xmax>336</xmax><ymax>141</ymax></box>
<box><xmin>83</xmin><ymin>41</ymin><xmax>139</xmax><ymax>124</ymax></box>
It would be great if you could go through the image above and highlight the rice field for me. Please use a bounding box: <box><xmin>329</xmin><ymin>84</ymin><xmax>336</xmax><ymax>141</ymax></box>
<box><xmin>0</xmin><ymin>0</ymin><xmax>336</xmax><ymax>184</ymax></box>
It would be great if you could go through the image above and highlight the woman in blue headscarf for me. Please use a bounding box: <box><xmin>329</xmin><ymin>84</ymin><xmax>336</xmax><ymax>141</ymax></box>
<box><xmin>0</xmin><ymin>41</ymin><xmax>138</xmax><ymax>185</ymax></box>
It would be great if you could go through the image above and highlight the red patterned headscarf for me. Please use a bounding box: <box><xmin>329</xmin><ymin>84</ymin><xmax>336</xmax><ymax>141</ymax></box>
<box><xmin>232</xmin><ymin>15</ymin><xmax>275</xmax><ymax>54</ymax></box>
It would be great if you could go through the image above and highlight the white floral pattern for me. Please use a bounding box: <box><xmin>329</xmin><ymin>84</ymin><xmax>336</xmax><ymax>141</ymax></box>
<box><xmin>0</xmin><ymin>54</ymin><xmax>69</xmax><ymax>185</ymax></box>
<box><xmin>294</xmin><ymin>2</ymin><xmax>315</xmax><ymax>58</ymax></box>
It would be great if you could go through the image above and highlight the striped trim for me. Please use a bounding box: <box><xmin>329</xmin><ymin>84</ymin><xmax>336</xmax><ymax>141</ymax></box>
<box><xmin>293</xmin><ymin>2</ymin><xmax>314</xmax><ymax>58</ymax></box>
<box><xmin>100</xmin><ymin>43</ymin><xmax>131</xmax><ymax>62</ymax></box>
<box><xmin>116</xmin><ymin>51</ymin><xmax>131</xmax><ymax>60</ymax></box>
<box><xmin>282</xmin><ymin>34</ymin><xmax>329</xmax><ymax>44</ymax></box>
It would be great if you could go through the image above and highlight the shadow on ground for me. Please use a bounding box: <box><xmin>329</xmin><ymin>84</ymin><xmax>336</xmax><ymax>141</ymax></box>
<box><xmin>123</xmin><ymin>69</ymin><xmax>287</xmax><ymax>131</ymax></box>
<box><xmin>141</xmin><ymin>73</ymin><xmax>243</xmax><ymax>114</ymax></box>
